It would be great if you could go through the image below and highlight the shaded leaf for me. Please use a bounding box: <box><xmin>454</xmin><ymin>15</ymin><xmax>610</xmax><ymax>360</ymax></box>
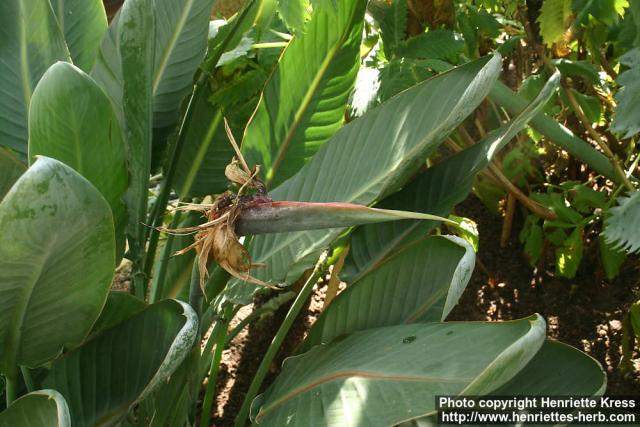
<box><xmin>119</xmin><ymin>0</ymin><xmax>155</xmax><ymax>254</ymax></box>
<box><xmin>152</xmin><ymin>0</ymin><xmax>215</xmax><ymax>128</ymax></box>
<box><xmin>0</xmin><ymin>390</ymin><xmax>70</xmax><ymax>427</ymax></box>
<box><xmin>300</xmin><ymin>236</ymin><xmax>474</xmax><ymax>353</ymax></box>
<box><xmin>52</xmin><ymin>0</ymin><xmax>107</xmax><ymax>71</ymax></box>
<box><xmin>43</xmin><ymin>300</ymin><xmax>197</xmax><ymax>427</ymax></box>
<box><xmin>0</xmin><ymin>0</ymin><xmax>70</xmax><ymax>154</ymax></box>
<box><xmin>0</xmin><ymin>148</ymin><xmax>27</xmax><ymax>202</ymax></box>
<box><xmin>599</xmin><ymin>234</ymin><xmax>627</xmax><ymax>280</ymax></box>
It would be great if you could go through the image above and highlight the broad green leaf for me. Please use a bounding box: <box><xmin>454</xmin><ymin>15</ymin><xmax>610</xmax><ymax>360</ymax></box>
<box><xmin>172</xmin><ymin>86</ymin><xmax>232</xmax><ymax>198</ymax></box>
<box><xmin>599</xmin><ymin>234</ymin><xmax>627</xmax><ymax>280</ymax></box>
<box><xmin>119</xmin><ymin>0</ymin><xmax>155</xmax><ymax>256</ymax></box>
<box><xmin>0</xmin><ymin>157</ymin><xmax>114</xmax><ymax>374</ymax></box>
<box><xmin>604</xmin><ymin>190</ymin><xmax>640</xmax><ymax>254</ymax></box>
<box><xmin>0</xmin><ymin>148</ymin><xmax>27</xmax><ymax>202</ymax></box>
<box><xmin>43</xmin><ymin>299</ymin><xmax>197</xmax><ymax>427</ymax></box>
<box><xmin>0</xmin><ymin>390</ymin><xmax>71</xmax><ymax>427</ymax></box>
<box><xmin>611</xmin><ymin>48</ymin><xmax>640</xmax><ymax>139</ymax></box>
<box><xmin>91</xmin><ymin>16</ymin><xmax>123</xmax><ymax>126</ymax></box>
<box><xmin>51</xmin><ymin>0</ymin><xmax>107</xmax><ymax>71</ymax></box>
<box><xmin>242</xmin><ymin>0</ymin><xmax>366</xmax><ymax>187</ymax></box>
<box><xmin>368</xmin><ymin>0</ymin><xmax>408</xmax><ymax>57</ymax></box>
<box><xmin>236</xmin><ymin>201</ymin><xmax>453</xmax><ymax>235</ymax></box>
<box><xmin>172</xmin><ymin>9</ymin><xmax>271</xmax><ymax>198</ymax></box>
<box><xmin>537</xmin><ymin>0</ymin><xmax>572</xmax><ymax>47</ymax></box>
<box><xmin>252</xmin><ymin>316</ymin><xmax>546</xmax><ymax>426</ymax></box>
<box><xmin>28</xmin><ymin>61</ymin><xmax>127</xmax><ymax>260</ymax></box>
<box><xmin>277</xmin><ymin>0</ymin><xmax>310</xmax><ymax>33</ymax></box>
<box><xmin>93</xmin><ymin>0</ymin><xmax>214</xmax><ymax>131</ymax></box>
<box><xmin>223</xmin><ymin>54</ymin><xmax>502</xmax><ymax>304</ymax></box>
<box><xmin>0</xmin><ymin>0</ymin><xmax>70</xmax><ymax>154</ymax></box>
<box><xmin>300</xmin><ymin>236</ymin><xmax>474</xmax><ymax>353</ymax></box>
<box><xmin>152</xmin><ymin>0</ymin><xmax>215</xmax><ymax>128</ymax></box>
<box><xmin>342</xmin><ymin>72</ymin><xmax>559</xmax><ymax>282</ymax></box>
<box><xmin>491</xmin><ymin>340</ymin><xmax>606</xmax><ymax>396</ymax></box>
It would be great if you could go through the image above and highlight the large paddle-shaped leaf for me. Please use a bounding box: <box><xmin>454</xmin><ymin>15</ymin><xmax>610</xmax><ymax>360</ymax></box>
<box><xmin>91</xmin><ymin>16</ymin><xmax>123</xmax><ymax>126</ymax></box>
<box><xmin>152</xmin><ymin>0</ymin><xmax>215</xmax><ymax>128</ymax></box>
<box><xmin>299</xmin><ymin>236</ymin><xmax>474</xmax><ymax>353</ymax></box>
<box><xmin>0</xmin><ymin>0</ymin><xmax>70</xmax><ymax>154</ymax></box>
<box><xmin>119</xmin><ymin>0</ymin><xmax>155</xmax><ymax>262</ymax></box>
<box><xmin>43</xmin><ymin>299</ymin><xmax>197</xmax><ymax>427</ymax></box>
<box><xmin>0</xmin><ymin>157</ymin><xmax>114</xmax><ymax>375</ymax></box>
<box><xmin>342</xmin><ymin>72</ymin><xmax>560</xmax><ymax>282</ymax></box>
<box><xmin>51</xmin><ymin>0</ymin><xmax>107</xmax><ymax>71</ymax></box>
<box><xmin>0</xmin><ymin>390</ymin><xmax>71</xmax><ymax>427</ymax></box>
<box><xmin>242</xmin><ymin>0</ymin><xmax>366</xmax><ymax>187</ymax></box>
<box><xmin>28</xmin><ymin>62</ymin><xmax>128</xmax><ymax>259</ymax></box>
<box><xmin>252</xmin><ymin>316</ymin><xmax>546</xmax><ymax>426</ymax></box>
<box><xmin>224</xmin><ymin>54</ymin><xmax>502</xmax><ymax>304</ymax></box>
<box><xmin>92</xmin><ymin>0</ymin><xmax>214</xmax><ymax>131</ymax></box>
<box><xmin>0</xmin><ymin>148</ymin><xmax>26</xmax><ymax>201</ymax></box>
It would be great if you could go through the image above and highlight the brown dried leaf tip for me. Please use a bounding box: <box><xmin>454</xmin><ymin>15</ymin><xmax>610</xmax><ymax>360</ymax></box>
<box><xmin>162</xmin><ymin>118</ymin><xmax>275</xmax><ymax>294</ymax></box>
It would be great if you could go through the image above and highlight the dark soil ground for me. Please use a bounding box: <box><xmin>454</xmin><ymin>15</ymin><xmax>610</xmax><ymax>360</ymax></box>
<box><xmin>203</xmin><ymin>196</ymin><xmax>640</xmax><ymax>426</ymax></box>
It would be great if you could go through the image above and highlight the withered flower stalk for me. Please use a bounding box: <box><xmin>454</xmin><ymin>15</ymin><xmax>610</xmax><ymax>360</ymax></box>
<box><xmin>160</xmin><ymin>119</ymin><xmax>276</xmax><ymax>294</ymax></box>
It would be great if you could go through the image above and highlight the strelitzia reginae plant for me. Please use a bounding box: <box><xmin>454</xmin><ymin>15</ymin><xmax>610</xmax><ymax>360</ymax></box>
<box><xmin>0</xmin><ymin>0</ymin><xmax>606</xmax><ymax>426</ymax></box>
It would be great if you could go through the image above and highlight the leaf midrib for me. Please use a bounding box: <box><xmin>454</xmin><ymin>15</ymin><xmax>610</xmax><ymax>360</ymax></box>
<box><xmin>18</xmin><ymin>0</ymin><xmax>32</xmax><ymax>112</ymax></box>
<box><xmin>5</xmin><ymin>234</ymin><xmax>57</xmax><ymax>373</ymax></box>
<box><xmin>266</xmin><ymin>2</ymin><xmax>360</xmax><ymax>186</ymax></box>
<box><xmin>257</xmin><ymin>370</ymin><xmax>473</xmax><ymax>421</ymax></box>
<box><xmin>152</xmin><ymin>0</ymin><xmax>195</xmax><ymax>95</ymax></box>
